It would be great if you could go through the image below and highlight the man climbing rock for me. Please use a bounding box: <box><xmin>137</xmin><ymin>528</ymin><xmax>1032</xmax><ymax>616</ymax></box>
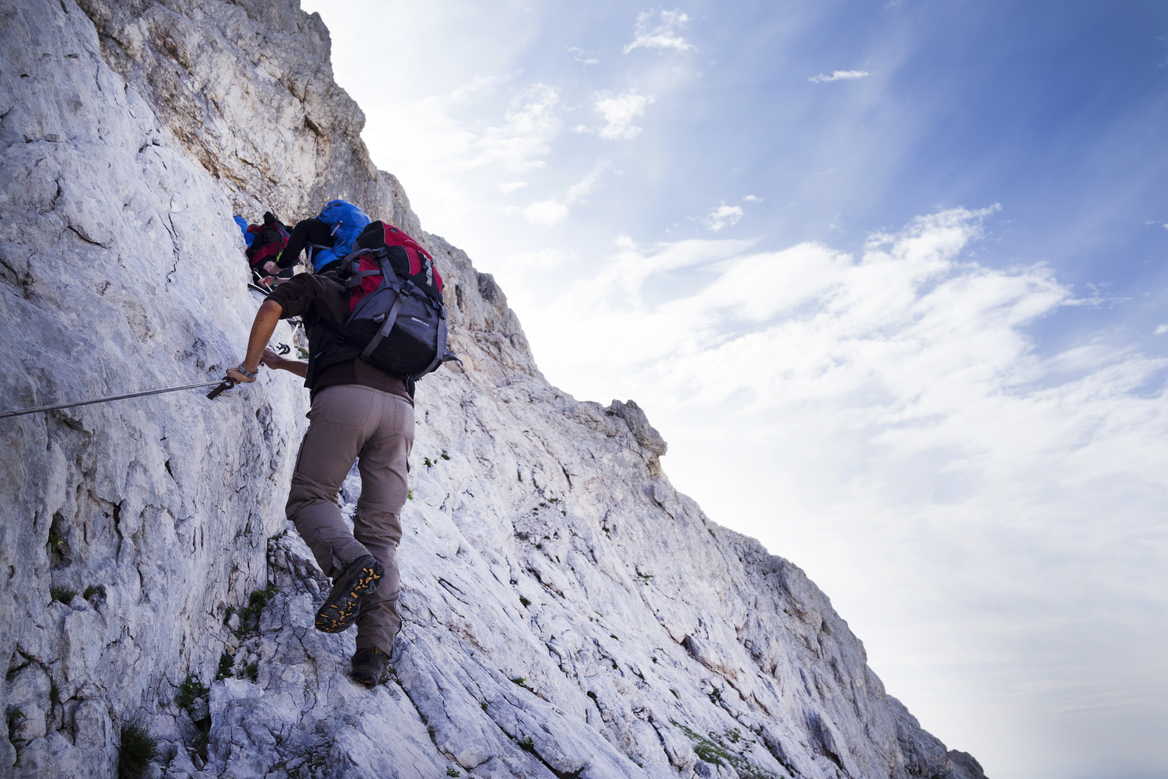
<box><xmin>227</xmin><ymin>250</ymin><xmax>415</xmax><ymax>687</ymax></box>
<box><xmin>234</xmin><ymin>211</ymin><xmax>293</xmax><ymax>285</ymax></box>
<box><xmin>244</xmin><ymin>211</ymin><xmax>292</xmax><ymax>284</ymax></box>
<box><xmin>264</xmin><ymin>198</ymin><xmax>371</xmax><ymax>277</ymax></box>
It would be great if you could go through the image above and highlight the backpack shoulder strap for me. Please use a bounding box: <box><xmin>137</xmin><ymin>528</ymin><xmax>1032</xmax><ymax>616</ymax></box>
<box><xmin>357</xmin><ymin>255</ymin><xmax>407</xmax><ymax>362</ymax></box>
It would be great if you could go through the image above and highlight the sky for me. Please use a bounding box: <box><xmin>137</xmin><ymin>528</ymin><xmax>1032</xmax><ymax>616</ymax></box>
<box><xmin>298</xmin><ymin>2</ymin><xmax>1168</xmax><ymax>777</ymax></box>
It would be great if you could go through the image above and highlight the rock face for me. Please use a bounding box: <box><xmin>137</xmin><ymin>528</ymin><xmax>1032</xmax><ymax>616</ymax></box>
<box><xmin>0</xmin><ymin>1</ymin><xmax>986</xmax><ymax>777</ymax></box>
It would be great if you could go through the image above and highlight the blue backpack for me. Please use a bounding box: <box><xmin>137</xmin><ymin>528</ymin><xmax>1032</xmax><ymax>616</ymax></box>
<box><xmin>310</xmin><ymin>199</ymin><xmax>371</xmax><ymax>272</ymax></box>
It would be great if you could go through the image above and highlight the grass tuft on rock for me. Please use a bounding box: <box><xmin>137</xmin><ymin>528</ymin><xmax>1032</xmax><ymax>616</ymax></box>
<box><xmin>216</xmin><ymin>651</ymin><xmax>234</xmax><ymax>680</ymax></box>
<box><xmin>235</xmin><ymin>584</ymin><xmax>278</xmax><ymax>634</ymax></box>
<box><xmin>50</xmin><ymin>586</ymin><xmax>75</xmax><ymax>604</ymax></box>
<box><xmin>674</xmin><ymin>720</ymin><xmax>776</xmax><ymax>778</ymax></box>
<box><xmin>510</xmin><ymin>676</ymin><xmax>534</xmax><ymax>692</ymax></box>
<box><xmin>175</xmin><ymin>675</ymin><xmax>208</xmax><ymax>712</ymax></box>
<box><xmin>118</xmin><ymin>724</ymin><xmax>156</xmax><ymax>779</ymax></box>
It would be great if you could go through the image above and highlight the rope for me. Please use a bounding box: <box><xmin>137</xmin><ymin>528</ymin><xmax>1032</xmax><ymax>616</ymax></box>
<box><xmin>0</xmin><ymin>381</ymin><xmax>225</xmax><ymax>420</ymax></box>
<box><xmin>0</xmin><ymin>282</ymin><xmax>303</xmax><ymax>421</ymax></box>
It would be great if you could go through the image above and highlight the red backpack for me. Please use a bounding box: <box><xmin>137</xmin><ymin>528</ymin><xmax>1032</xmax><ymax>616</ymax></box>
<box><xmin>245</xmin><ymin>214</ymin><xmax>290</xmax><ymax>269</ymax></box>
<box><xmin>349</xmin><ymin>221</ymin><xmax>443</xmax><ymax>306</ymax></box>
<box><xmin>338</xmin><ymin>221</ymin><xmax>456</xmax><ymax>379</ymax></box>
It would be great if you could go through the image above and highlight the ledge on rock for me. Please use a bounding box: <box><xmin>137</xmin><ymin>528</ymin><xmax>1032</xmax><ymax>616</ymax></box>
<box><xmin>605</xmin><ymin>400</ymin><xmax>667</xmax><ymax>459</ymax></box>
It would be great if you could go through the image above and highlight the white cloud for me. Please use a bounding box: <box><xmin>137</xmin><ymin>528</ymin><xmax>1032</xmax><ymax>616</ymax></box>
<box><xmin>508</xmin><ymin>247</ymin><xmax>569</xmax><ymax>271</ymax></box>
<box><xmin>706</xmin><ymin>204</ymin><xmax>744</xmax><ymax>232</ymax></box>
<box><xmin>521</xmin><ymin>163</ymin><xmax>609</xmax><ymax>226</ymax></box>
<box><xmin>569</xmin><ymin>46</ymin><xmax>599</xmax><ymax>65</ymax></box>
<box><xmin>446</xmin><ymin>74</ymin><xmax>508</xmax><ymax>104</ymax></box>
<box><xmin>533</xmin><ymin>207</ymin><xmax>1007</xmax><ymax>396</ymax></box>
<box><xmin>499</xmin><ymin>181</ymin><xmax>528</xmax><ymax>194</ymax></box>
<box><xmin>624</xmin><ymin>9</ymin><xmax>695</xmax><ymax>54</ymax></box>
<box><xmin>466</xmin><ymin>83</ymin><xmax>561</xmax><ymax>172</ymax></box>
<box><xmin>1155</xmin><ymin>324</ymin><xmax>1168</xmax><ymax>335</ymax></box>
<box><xmin>704</xmin><ymin>195</ymin><xmax>762</xmax><ymax>231</ymax></box>
<box><xmin>522</xmin><ymin>200</ymin><xmax>570</xmax><ymax>226</ymax></box>
<box><xmin>594</xmin><ymin>91</ymin><xmax>654</xmax><ymax>140</ymax></box>
<box><xmin>565</xmin><ymin>164</ymin><xmax>606</xmax><ymax>203</ymax></box>
<box><xmin>809</xmin><ymin>69</ymin><xmax>872</xmax><ymax>83</ymax></box>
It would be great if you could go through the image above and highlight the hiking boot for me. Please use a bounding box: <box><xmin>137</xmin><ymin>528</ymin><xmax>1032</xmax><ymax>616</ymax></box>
<box><xmin>314</xmin><ymin>554</ymin><xmax>384</xmax><ymax>634</ymax></box>
<box><xmin>351</xmin><ymin>647</ymin><xmax>391</xmax><ymax>686</ymax></box>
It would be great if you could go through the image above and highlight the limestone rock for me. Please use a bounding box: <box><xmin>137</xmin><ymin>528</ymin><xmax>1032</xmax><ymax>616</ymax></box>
<box><xmin>0</xmin><ymin>1</ymin><xmax>986</xmax><ymax>777</ymax></box>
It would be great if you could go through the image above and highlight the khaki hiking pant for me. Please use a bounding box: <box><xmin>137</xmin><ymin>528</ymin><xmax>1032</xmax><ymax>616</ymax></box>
<box><xmin>286</xmin><ymin>384</ymin><xmax>414</xmax><ymax>653</ymax></box>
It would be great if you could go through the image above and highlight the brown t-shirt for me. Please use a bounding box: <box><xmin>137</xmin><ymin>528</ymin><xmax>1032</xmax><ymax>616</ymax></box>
<box><xmin>267</xmin><ymin>273</ymin><xmax>412</xmax><ymax>403</ymax></box>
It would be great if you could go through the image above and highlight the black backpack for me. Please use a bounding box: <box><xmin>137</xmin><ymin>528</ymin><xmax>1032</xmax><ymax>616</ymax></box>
<box><xmin>339</xmin><ymin>223</ymin><xmax>457</xmax><ymax>379</ymax></box>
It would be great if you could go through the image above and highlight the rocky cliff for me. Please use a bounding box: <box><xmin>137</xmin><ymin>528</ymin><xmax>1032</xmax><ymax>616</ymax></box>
<box><xmin>0</xmin><ymin>1</ymin><xmax>986</xmax><ymax>777</ymax></box>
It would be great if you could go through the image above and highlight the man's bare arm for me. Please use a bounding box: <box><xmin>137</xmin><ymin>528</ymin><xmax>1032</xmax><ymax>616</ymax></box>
<box><xmin>228</xmin><ymin>299</ymin><xmax>284</xmax><ymax>383</ymax></box>
<box><xmin>261</xmin><ymin>348</ymin><xmax>309</xmax><ymax>378</ymax></box>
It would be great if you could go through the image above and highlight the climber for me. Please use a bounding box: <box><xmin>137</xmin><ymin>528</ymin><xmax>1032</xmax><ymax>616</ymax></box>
<box><xmin>224</xmin><ymin>215</ymin><xmax>450</xmax><ymax>688</ymax></box>
<box><xmin>261</xmin><ymin>199</ymin><xmax>371</xmax><ymax>278</ymax></box>
<box><xmin>235</xmin><ymin>211</ymin><xmax>292</xmax><ymax>285</ymax></box>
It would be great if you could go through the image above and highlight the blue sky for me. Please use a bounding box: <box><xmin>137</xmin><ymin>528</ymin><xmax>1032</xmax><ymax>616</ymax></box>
<box><xmin>300</xmin><ymin>2</ymin><xmax>1168</xmax><ymax>777</ymax></box>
